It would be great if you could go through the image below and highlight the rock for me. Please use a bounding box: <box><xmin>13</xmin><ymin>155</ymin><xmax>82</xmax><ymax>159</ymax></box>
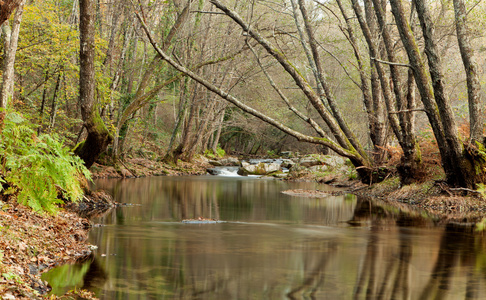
<box><xmin>309</xmin><ymin>165</ymin><xmax>329</xmax><ymax>172</ymax></box>
<box><xmin>209</xmin><ymin>157</ymin><xmax>240</xmax><ymax>166</ymax></box>
<box><xmin>238</xmin><ymin>161</ymin><xmax>281</xmax><ymax>175</ymax></box>
<box><xmin>271</xmin><ymin>172</ymin><xmax>288</xmax><ymax>178</ymax></box>
<box><xmin>208</xmin><ymin>160</ymin><xmax>223</xmax><ymax>166</ymax></box>
<box><xmin>298</xmin><ymin>157</ymin><xmax>325</xmax><ymax>167</ymax></box>
<box><xmin>221</xmin><ymin>157</ymin><xmax>240</xmax><ymax>166</ymax></box>
<box><xmin>28</xmin><ymin>264</ymin><xmax>38</xmax><ymax>275</ymax></box>
<box><xmin>280</xmin><ymin>151</ymin><xmax>293</xmax><ymax>158</ymax></box>
<box><xmin>325</xmin><ymin>156</ymin><xmax>347</xmax><ymax>168</ymax></box>
<box><xmin>280</xmin><ymin>159</ymin><xmax>295</xmax><ymax>169</ymax></box>
<box><xmin>206</xmin><ymin>168</ymin><xmax>219</xmax><ymax>175</ymax></box>
<box><xmin>318</xmin><ymin>175</ymin><xmax>338</xmax><ymax>184</ymax></box>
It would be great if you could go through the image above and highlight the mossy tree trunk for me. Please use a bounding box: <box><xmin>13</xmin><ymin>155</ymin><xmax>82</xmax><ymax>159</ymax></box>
<box><xmin>389</xmin><ymin>0</ymin><xmax>482</xmax><ymax>188</ymax></box>
<box><xmin>453</xmin><ymin>0</ymin><xmax>484</xmax><ymax>142</ymax></box>
<box><xmin>75</xmin><ymin>0</ymin><xmax>112</xmax><ymax>169</ymax></box>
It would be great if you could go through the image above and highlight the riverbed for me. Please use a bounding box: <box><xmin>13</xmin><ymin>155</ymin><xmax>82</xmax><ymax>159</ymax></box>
<box><xmin>43</xmin><ymin>175</ymin><xmax>486</xmax><ymax>299</ymax></box>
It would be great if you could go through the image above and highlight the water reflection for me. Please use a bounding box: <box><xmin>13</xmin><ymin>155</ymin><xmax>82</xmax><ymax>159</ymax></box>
<box><xmin>43</xmin><ymin>176</ymin><xmax>486</xmax><ymax>299</ymax></box>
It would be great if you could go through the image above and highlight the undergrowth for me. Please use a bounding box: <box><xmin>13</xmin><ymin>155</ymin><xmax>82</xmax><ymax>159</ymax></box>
<box><xmin>0</xmin><ymin>111</ymin><xmax>91</xmax><ymax>214</ymax></box>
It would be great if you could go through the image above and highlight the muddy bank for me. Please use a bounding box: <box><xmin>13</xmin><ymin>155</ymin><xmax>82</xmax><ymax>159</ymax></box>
<box><xmin>351</xmin><ymin>177</ymin><xmax>486</xmax><ymax>222</ymax></box>
<box><xmin>0</xmin><ymin>191</ymin><xmax>116</xmax><ymax>299</ymax></box>
<box><xmin>90</xmin><ymin>157</ymin><xmax>210</xmax><ymax>179</ymax></box>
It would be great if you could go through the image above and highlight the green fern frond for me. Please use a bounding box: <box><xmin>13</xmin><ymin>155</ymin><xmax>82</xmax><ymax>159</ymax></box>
<box><xmin>0</xmin><ymin>111</ymin><xmax>91</xmax><ymax>214</ymax></box>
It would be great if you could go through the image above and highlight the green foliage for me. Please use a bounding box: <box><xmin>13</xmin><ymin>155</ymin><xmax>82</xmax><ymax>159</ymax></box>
<box><xmin>477</xmin><ymin>183</ymin><xmax>486</xmax><ymax>199</ymax></box>
<box><xmin>0</xmin><ymin>112</ymin><xmax>91</xmax><ymax>214</ymax></box>
<box><xmin>2</xmin><ymin>271</ymin><xmax>22</xmax><ymax>284</ymax></box>
<box><xmin>204</xmin><ymin>145</ymin><xmax>226</xmax><ymax>158</ymax></box>
<box><xmin>266</xmin><ymin>150</ymin><xmax>278</xmax><ymax>158</ymax></box>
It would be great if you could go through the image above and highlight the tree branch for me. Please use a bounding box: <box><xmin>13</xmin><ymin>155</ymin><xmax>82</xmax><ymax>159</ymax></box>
<box><xmin>132</xmin><ymin>6</ymin><xmax>368</xmax><ymax>165</ymax></box>
<box><xmin>371</xmin><ymin>57</ymin><xmax>412</xmax><ymax>68</ymax></box>
<box><xmin>389</xmin><ymin>108</ymin><xmax>425</xmax><ymax>114</ymax></box>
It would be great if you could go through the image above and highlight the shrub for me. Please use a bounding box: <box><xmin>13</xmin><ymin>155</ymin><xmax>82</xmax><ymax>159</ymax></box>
<box><xmin>0</xmin><ymin>112</ymin><xmax>91</xmax><ymax>214</ymax></box>
<box><xmin>204</xmin><ymin>145</ymin><xmax>226</xmax><ymax>158</ymax></box>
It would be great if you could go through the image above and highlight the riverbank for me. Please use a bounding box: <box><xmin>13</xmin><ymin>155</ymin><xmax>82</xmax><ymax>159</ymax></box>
<box><xmin>0</xmin><ymin>190</ymin><xmax>116</xmax><ymax>299</ymax></box>
<box><xmin>352</xmin><ymin>177</ymin><xmax>486</xmax><ymax>223</ymax></box>
<box><xmin>89</xmin><ymin>157</ymin><xmax>210</xmax><ymax>179</ymax></box>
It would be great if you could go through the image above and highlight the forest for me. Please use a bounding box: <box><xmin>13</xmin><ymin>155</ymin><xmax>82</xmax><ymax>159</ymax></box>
<box><xmin>0</xmin><ymin>0</ymin><xmax>486</xmax><ymax>200</ymax></box>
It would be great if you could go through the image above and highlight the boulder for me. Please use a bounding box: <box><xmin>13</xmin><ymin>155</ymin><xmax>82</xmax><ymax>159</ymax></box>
<box><xmin>325</xmin><ymin>156</ymin><xmax>347</xmax><ymax>168</ymax></box>
<box><xmin>206</xmin><ymin>168</ymin><xmax>219</xmax><ymax>175</ymax></box>
<box><xmin>208</xmin><ymin>160</ymin><xmax>223</xmax><ymax>166</ymax></box>
<box><xmin>209</xmin><ymin>157</ymin><xmax>240</xmax><ymax>166</ymax></box>
<box><xmin>280</xmin><ymin>159</ymin><xmax>295</xmax><ymax>169</ymax></box>
<box><xmin>238</xmin><ymin>161</ymin><xmax>281</xmax><ymax>176</ymax></box>
<box><xmin>298</xmin><ymin>157</ymin><xmax>325</xmax><ymax>167</ymax></box>
<box><xmin>309</xmin><ymin>165</ymin><xmax>329</xmax><ymax>172</ymax></box>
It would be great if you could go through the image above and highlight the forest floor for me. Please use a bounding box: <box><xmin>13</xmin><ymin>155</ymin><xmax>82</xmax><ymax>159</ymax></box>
<box><xmin>0</xmin><ymin>199</ymin><xmax>102</xmax><ymax>300</ymax></box>
<box><xmin>2</xmin><ymin>155</ymin><xmax>486</xmax><ymax>299</ymax></box>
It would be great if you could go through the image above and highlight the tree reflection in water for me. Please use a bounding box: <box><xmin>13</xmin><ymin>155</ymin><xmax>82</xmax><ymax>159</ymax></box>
<box><xmin>44</xmin><ymin>177</ymin><xmax>486</xmax><ymax>299</ymax></box>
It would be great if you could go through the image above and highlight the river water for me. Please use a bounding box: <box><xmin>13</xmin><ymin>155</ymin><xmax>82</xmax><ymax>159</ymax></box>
<box><xmin>43</xmin><ymin>175</ymin><xmax>486</xmax><ymax>299</ymax></box>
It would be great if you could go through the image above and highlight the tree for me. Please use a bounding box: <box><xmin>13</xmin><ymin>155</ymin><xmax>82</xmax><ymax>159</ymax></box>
<box><xmin>350</xmin><ymin>0</ymin><xmax>421</xmax><ymax>183</ymax></box>
<box><xmin>74</xmin><ymin>0</ymin><xmax>112</xmax><ymax>168</ymax></box>
<box><xmin>389</xmin><ymin>0</ymin><xmax>485</xmax><ymax>188</ymax></box>
<box><xmin>135</xmin><ymin>0</ymin><xmax>378</xmax><ymax>178</ymax></box>
<box><xmin>0</xmin><ymin>0</ymin><xmax>25</xmax><ymax>109</ymax></box>
<box><xmin>0</xmin><ymin>0</ymin><xmax>21</xmax><ymax>27</ymax></box>
<box><xmin>453</xmin><ymin>0</ymin><xmax>484</xmax><ymax>142</ymax></box>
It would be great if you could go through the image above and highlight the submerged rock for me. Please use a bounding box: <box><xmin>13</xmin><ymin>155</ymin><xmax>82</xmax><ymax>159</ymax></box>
<box><xmin>182</xmin><ymin>218</ymin><xmax>226</xmax><ymax>224</ymax></box>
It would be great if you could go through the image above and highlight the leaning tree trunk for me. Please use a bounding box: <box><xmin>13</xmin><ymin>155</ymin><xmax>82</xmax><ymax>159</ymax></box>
<box><xmin>135</xmin><ymin>8</ymin><xmax>370</xmax><ymax>168</ymax></box>
<box><xmin>74</xmin><ymin>0</ymin><xmax>112</xmax><ymax>168</ymax></box>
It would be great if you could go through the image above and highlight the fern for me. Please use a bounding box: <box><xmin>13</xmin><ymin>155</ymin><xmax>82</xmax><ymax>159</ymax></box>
<box><xmin>0</xmin><ymin>111</ymin><xmax>91</xmax><ymax>214</ymax></box>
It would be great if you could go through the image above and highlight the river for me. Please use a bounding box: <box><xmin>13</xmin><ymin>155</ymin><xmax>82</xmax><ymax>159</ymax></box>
<box><xmin>43</xmin><ymin>175</ymin><xmax>486</xmax><ymax>299</ymax></box>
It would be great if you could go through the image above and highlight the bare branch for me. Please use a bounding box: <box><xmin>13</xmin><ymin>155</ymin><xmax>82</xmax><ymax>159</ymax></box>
<box><xmin>371</xmin><ymin>57</ymin><xmax>412</xmax><ymax>68</ymax></box>
<box><xmin>190</xmin><ymin>10</ymin><xmax>225</xmax><ymax>14</ymax></box>
<box><xmin>389</xmin><ymin>108</ymin><xmax>426</xmax><ymax>114</ymax></box>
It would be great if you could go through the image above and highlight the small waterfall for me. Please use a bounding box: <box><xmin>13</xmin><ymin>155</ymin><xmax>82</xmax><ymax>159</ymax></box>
<box><xmin>207</xmin><ymin>166</ymin><xmax>240</xmax><ymax>177</ymax></box>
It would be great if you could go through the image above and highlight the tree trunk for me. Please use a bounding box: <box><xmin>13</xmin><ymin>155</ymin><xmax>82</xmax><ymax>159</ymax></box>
<box><xmin>211</xmin><ymin>109</ymin><xmax>225</xmax><ymax>154</ymax></box>
<box><xmin>48</xmin><ymin>72</ymin><xmax>62</xmax><ymax>131</ymax></box>
<box><xmin>335</xmin><ymin>0</ymin><xmax>386</xmax><ymax>163</ymax></box>
<box><xmin>135</xmin><ymin>9</ymin><xmax>369</xmax><ymax>167</ymax></box>
<box><xmin>0</xmin><ymin>0</ymin><xmax>24</xmax><ymax>109</ymax></box>
<box><xmin>369</xmin><ymin>0</ymin><xmax>422</xmax><ymax>183</ymax></box>
<box><xmin>74</xmin><ymin>0</ymin><xmax>112</xmax><ymax>169</ymax></box>
<box><xmin>453</xmin><ymin>0</ymin><xmax>484</xmax><ymax>142</ymax></box>
<box><xmin>389</xmin><ymin>0</ymin><xmax>477</xmax><ymax>188</ymax></box>
<box><xmin>298</xmin><ymin>0</ymin><xmax>367</xmax><ymax>159</ymax></box>
<box><xmin>0</xmin><ymin>0</ymin><xmax>21</xmax><ymax>27</ymax></box>
<box><xmin>351</xmin><ymin>0</ymin><xmax>404</xmax><ymax>147</ymax></box>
